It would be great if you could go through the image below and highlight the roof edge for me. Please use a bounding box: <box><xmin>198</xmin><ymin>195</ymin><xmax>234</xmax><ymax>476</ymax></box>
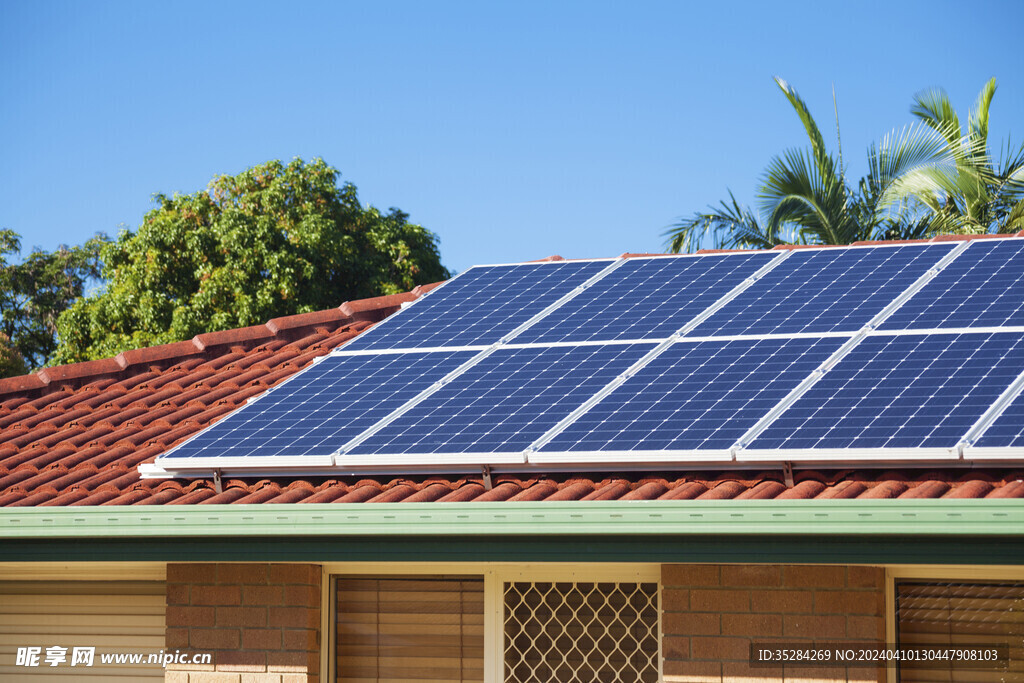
<box><xmin>0</xmin><ymin>499</ymin><xmax>1020</xmax><ymax>538</ymax></box>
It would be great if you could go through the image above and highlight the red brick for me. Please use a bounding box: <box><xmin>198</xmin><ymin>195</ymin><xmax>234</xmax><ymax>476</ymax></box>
<box><xmin>167</xmin><ymin>563</ymin><xmax>217</xmax><ymax>584</ymax></box>
<box><xmin>166</xmin><ymin>627</ymin><xmax>189</xmax><ymax>649</ymax></box>
<box><xmin>782</xmin><ymin>614</ymin><xmax>846</xmax><ymax>639</ymax></box>
<box><xmin>167</xmin><ymin>583</ymin><xmax>190</xmax><ymax>605</ymax></box>
<box><xmin>847</xmin><ymin>566</ymin><xmax>885</xmax><ymax>589</ymax></box>
<box><xmin>267</xmin><ymin>650</ymin><xmax>317</xmax><ymax>672</ymax></box>
<box><xmin>193</xmin><ymin>585</ymin><xmax>242</xmax><ymax>606</ymax></box>
<box><xmin>814</xmin><ymin>590</ymin><xmax>885</xmax><ymax>616</ymax></box>
<box><xmin>243</xmin><ymin>585</ymin><xmax>284</xmax><ymax>606</ymax></box>
<box><xmin>242</xmin><ymin>628</ymin><xmax>282</xmax><ymax>650</ymax></box>
<box><xmin>662</xmin><ymin>564</ymin><xmax>721</xmax><ymax>587</ymax></box>
<box><xmin>662</xmin><ymin>635</ymin><xmax>689</xmax><ymax>659</ymax></box>
<box><xmin>750</xmin><ymin>589</ymin><xmax>812</xmax><ymax>614</ymax></box>
<box><xmin>215</xmin><ymin>650</ymin><xmax>268</xmax><ymax>671</ymax></box>
<box><xmin>847</xmin><ymin>615</ymin><xmax>885</xmax><ymax>640</ymax></box>
<box><xmin>691</xmin><ymin>636</ymin><xmax>750</xmax><ymax>661</ymax></box>
<box><xmin>785</xmin><ymin>664</ymin><xmax>849</xmax><ymax>681</ymax></box>
<box><xmin>166</xmin><ymin>605</ymin><xmax>216</xmax><ymax>628</ymax></box>
<box><xmin>664</xmin><ymin>611</ymin><xmax>720</xmax><ymax>636</ymax></box>
<box><xmin>663</xmin><ymin>660</ymin><xmax>721</xmax><ymax>679</ymax></box>
<box><xmin>721</xmin><ymin>564</ymin><xmax>782</xmax><ymax>588</ymax></box>
<box><xmin>282</xmin><ymin>628</ymin><xmax>318</xmax><ymax>651</ymax></box>
<box><xmin>217</xmin><ymin>606</ymin><xmax>268</xmax><ymax>627</ymax></box>
<box><xmin>219</xmin><ymin>563</ymin><xmax>269</xmax><ymax>585</ymax></box>
<box><xmin>722</xmin><ymin>661</ymin><xmax>784</xmax><ymax>681</ymax></box>
<box><xmin>662</xmin><ymin>588</ymin><xmax>689</xmax><ymax>611</ymax></box>
<box><xmin>269</xmin><ymin>606</ymin><xmax>318</xmax><ymax>629</ymax></box>
<box><xmin>722</xmin><ymin>613</ymin><xmax>782</xmax><ymax>637</ymax></box>
<box><xmin>783</xmin><ymin>565</ymin><xmax>845</xmax><ymax>588</ymax></box>
<box><xmin>690</xmin><ymin>588</ymin><xmax>750</xmax><ymax>612</ymax></box>
<box><xmin>283</xmin><ymin>584</ymin><xmax>320</xmax><ymax>608</ymax></box>
<box><xmin>190</xmin><ymin>627</ymin><xmax>241</xmax><ymax>650</ymax></box>
<box><xmin>268</xmin><ymin>564</ymin><xmax>318</xmax><ymax>585</ymax></box>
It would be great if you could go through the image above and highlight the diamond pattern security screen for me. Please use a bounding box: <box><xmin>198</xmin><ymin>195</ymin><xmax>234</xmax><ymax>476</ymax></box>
<box><xmin>504</xmin><ymin>581</ymin><xmax>659</xmax><ymax>683</ymax></box>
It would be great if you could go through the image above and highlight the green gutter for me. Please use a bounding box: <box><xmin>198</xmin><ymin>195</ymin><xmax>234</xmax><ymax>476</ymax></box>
<box><xmin>0</xmin><ymin>500</ymin><xmax>1021</xmax><ymax>538</ymax></box>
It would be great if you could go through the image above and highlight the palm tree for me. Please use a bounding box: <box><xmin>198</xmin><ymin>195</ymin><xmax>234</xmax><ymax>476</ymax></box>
<box><xmin>665</xmin><ymin>78</ymin><xmax>955</xmax><ymax>252</ymax></box>
<box><xmin>895</xmin><ymin>78</ymin><xmax>1024</xmax><ymax>234</ymax></box>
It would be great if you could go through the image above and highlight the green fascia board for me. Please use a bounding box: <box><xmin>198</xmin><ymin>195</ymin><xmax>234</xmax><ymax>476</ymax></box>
<box><xmin>0</xmin><ymin>499</ymin><xmax>1021</xmax><ymax>539</ymax></box>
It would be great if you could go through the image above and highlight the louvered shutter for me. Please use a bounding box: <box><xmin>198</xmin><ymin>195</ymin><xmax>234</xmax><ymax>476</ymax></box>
<box><xmin>0</xmin><ymin>580</ymin><xmax>166</xmax><ymax>681</ymax></box>
<box><xmin>897</xmin><ymin>581</ymin><xmax>1024</xmax><ymax>682</ymax></box>
<box><xmin>336</xmin><ymin>576</ymin><xmax>484</xmax><ymax>683</ymax></box>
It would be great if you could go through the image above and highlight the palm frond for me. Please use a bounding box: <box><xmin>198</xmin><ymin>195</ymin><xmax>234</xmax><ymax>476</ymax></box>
<box><xmin>663</xmin><ymin>191</ymin><xmax>776</xmax><ymax>253</ymax></box>
<box><xmin>911</xmin><ymin>87</ymin><xmax>962</xmax><ymax>148</ymax></box>
<box><xmin>969</xmin><ymin>78</ymin><xmax>997</xmax><ymax>148</ymax></box>
<box><xmin>774</xmin><ymin>77</ymin><xmax>839</xmax><ymax>183</ymax></box>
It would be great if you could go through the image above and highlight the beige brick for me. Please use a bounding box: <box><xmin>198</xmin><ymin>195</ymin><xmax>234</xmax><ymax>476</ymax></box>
<box><xmin>184</xmin><ymin>673</ymin><xmax>242</xmax><ymax>683</ymax></box>
<box><xmin>241</xmin><ymin>675</ymin><xmax>283</xmax><ymax>683</ymax></box>
<box><xmin>721</xmin><ymin>564</ymin><xmax>782</xmax><ymax>588</ymax></box>
<box><xmin>690</xmin><ymin>588</ymin><xmax>750</xmax><ymax>612</ymax></box>
<box><xmin>662</xmin><ymin>564</ymin><xmax>721</xmax><ymax>587</ymax></box>
<box><xmin>165</xmin><ymin>672</ymin><xmax>189</xmax><ymax>683</ymax></box>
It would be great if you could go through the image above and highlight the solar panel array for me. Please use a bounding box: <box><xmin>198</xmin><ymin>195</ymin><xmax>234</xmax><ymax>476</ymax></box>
<box><xmin>152</xmin><ymin>238</ymin><xmax>1024</xmax><ymax>476</ymax></box>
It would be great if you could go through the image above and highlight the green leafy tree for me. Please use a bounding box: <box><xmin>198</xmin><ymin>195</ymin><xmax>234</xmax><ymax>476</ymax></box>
<box><xmin>54</xmin><ymin>158</ymin><xmax>450</xmax><ymax>363</ymax></box>
<box><xmin>665</xmin><ymin>78</ymin><xmax>956</xmax><ymax>252</ymax></box>
<box><xmin>894</xmin><ymin>78</ymin><xmax>1024</xmax><ymax>234</ymax></box>
<box><xmin>0</xmin><ymin>229</ymin><xmax>106</xmax><ymax>374</ymax></box>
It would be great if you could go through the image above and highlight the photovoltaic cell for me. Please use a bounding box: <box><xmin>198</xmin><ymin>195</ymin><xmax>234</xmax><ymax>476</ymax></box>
<box><xmin>881</xmin><ymin>239</ymin><xmax>1024</xmax><ymax>330</ymax></box>
<box><xmin>514</xmin><ymin>252</ymin><xmax>778</xmax><ymax>344</ymax></box>
<box><xmin>749</xmin><ymin>332</ymin><xmax>1024</xmax><ymax>451</ymax></box>
<box><xmin>349</xmin><ymin>343</ymin><xmax>654</xmax><ymax>455</ymax></box>
<box><xmin>541</xmin><ymin>336</ymin><xmax>844</xmax><ymax>453</ymax></box>
<box><xmin>974</xmin><ymin>384</ymin><xmax>1024</xmax><ymax>448</ymax></box>
<box><xmin>159</xmin><ymin>350</ymin><xmax>473</xmax><ymax>461</ymax></box>
<box><xmin>686</xmin><ymin>244</ymin><xmax>956</xmax><ymax>337</ymax></box>
<box><xmin>340</xmin><ymin>260</ymin><xmax>611</xmax><ymax>351</ymax></box>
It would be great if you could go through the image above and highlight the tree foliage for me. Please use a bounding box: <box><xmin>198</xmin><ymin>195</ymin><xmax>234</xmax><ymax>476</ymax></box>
<box><xmin>0</xmin><ymin>229</ymin><xmax>106</xmax><ymax>374</ymax></box>
<box><xmin>894</xmin><ymin>78</ymin><xmax>1024</xmax><ymax>234</ymax></box>
<box><xmin>665</xmin><ymin>78</ymin><xmax>958</xmax><ymax>252</ymax></box>
<box><xmin>53</xmin><ymin>158</ymin><xmax>450</xmax><ymax>364</ymax></box>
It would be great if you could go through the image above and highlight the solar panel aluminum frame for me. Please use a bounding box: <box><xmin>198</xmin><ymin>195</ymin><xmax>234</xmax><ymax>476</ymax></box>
<box><xmin>958</xmin><ymin>363</ymin><xmax>1024</xmax><ymax>460</ymax></box>
<box><xmin>526</xmin><ymin>448</ymin><xmax>735</xmax><ymax>466</ymax></box>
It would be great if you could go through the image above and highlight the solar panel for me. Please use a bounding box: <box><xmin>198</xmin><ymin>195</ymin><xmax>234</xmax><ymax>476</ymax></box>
<box><xmin>880</xmin><ymin>238</ymin><xmax>1024</xmax><ymax>330</ymax></box>
<box><xmin>514</xmin><ymin>252</ymin><xmax>778</xmax><ymax>344</ymax></box>
<box><xmin>539</xmin><ymin>336</ymin><xmax>844</xmax><ymax>455</ymax></box>
<box><xmin>341</xmin><ymin>260</ymin><xmax>612</xmax><ymax>351</ymax></box>
<box><xmin>160</xmin><ymin>350</ymin><xmax>474</xmax><ymax>464</ymax></box>
<box><xmin>686</xmin><ymin>243</ymin><xmax>956</xmax><ymax>337</ymax></box>
<box><xmin>972</xmin><ymin>385</ymin><xmax>1024</xmax><ymax>449</ymax></box>
<box><xmin>347</xmin><ymin>343</ymin><xmax>654</xmax><ymax>456</ymax></box>
<box><xmin>747</xmin><ymin>331</ymin><xmax>1024</xmax><ymax>452</ymax></box>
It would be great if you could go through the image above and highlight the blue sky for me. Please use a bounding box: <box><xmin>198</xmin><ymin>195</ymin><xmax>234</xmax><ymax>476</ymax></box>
<box><xmin>2</xmin><ymin>0</ymin><xmax>1022</xmax><ymax>274</ymax></box>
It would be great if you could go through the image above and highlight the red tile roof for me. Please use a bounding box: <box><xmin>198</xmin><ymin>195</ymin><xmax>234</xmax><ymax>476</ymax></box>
<box><xmin>2</xmin><ymin>240</ymin><xmax>1024</xmax><ymax>506</ymax></box>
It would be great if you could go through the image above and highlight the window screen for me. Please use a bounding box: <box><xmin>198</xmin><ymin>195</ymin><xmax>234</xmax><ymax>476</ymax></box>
<box><xmin>896</xmin><ymin>581</ymin><xmax>1024</xmax><ymax>682</ymax></box>
<box><xmin>503</xmin><ymin>581</ymin><xmax>659</xmax><ymax>683</ymax></box>
<box><xmin>336</xmin><ymin>576</ymin><xmax>484</xmax><ymax>683</ymax></box>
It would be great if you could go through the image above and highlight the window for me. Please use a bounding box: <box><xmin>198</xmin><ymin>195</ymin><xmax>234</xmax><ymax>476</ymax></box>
<box><xmin>896</xmin><ymin>580</ymin><xmax>1024</xmax><ymax>682</ymax></box>
<box><xmin>331</xmin><ymin>565</ymin><xmax>661</xmax><ymax>683</ymax></box>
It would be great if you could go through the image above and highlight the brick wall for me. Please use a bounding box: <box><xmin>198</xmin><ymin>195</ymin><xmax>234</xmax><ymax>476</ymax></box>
<box><xmin>165</xmin><ymin>563</ymin><xmax>321</xmax><ymax>683</ymax></box>
<box><xmin>662</xmin><ymin>564</ymin><xmax>886</xmax><ymax>683</ymax></box>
